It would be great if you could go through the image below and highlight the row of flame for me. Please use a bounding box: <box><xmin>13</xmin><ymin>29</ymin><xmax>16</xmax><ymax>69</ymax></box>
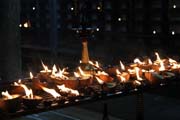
<box><xmin>2</xmin><ymin>52</ymin><xmax>180</xmax><ymax>100</ymax></box>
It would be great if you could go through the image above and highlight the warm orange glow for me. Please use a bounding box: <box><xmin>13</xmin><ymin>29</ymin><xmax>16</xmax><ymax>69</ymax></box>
<box><xmin>14</xmin><ymin>83</ymin><xmax>33</xmax><ymax>99</ymax></box>
<box><xmin>120</xmin><ymin>61</ymin><xmax>125</xmax><ymax>70</ymax></box>
<box><xmin>2</xmin><ymin>91</ymin><xmax>13</xmax><ymax>99</ymax></box>
<box><xmin>30</xmin><ymin>72</ymin><xmax>33</xmax><ymax>79</ymax></box>
<box><xmin>159</xmin><ymin>60</ymin><xmax>165</xmax><ymax>71</ymax></box>
<box><xmin>169</xmin><ymin>58</ymin><xmax>177</xmax><ymax>64</ymax></box>
<box><xmin>135</xmin><ymin>67</ymin><xmax>143</xmax><ymax>80</ymax></box>
<box><xmin>95</xmin><ymin>76</ymin><xmax>104</xmax><ymax>84</ymax></box>
<box><xmin>41</xmin><ymin>86</ymin><xmax>61</xmax><ymax>98</ymax></box>
<box><xmin>57</xmin><ymin>84</ymin><xmax>79</xmax><ymax>96</ymax></box>
<box><xmin>116</xmin><ymin>69</ymin><xmax>121</xmax><ymax>75</ymax></box>
<box><xmin>41</xmin><ymin>61</ymin><xmax>51</xmax><ymax>73</ymax></box>
<box><xmin>134</xmin><ymin>58</ymin><xmax>144</xmax><ymax>65</ymax></box>
<box><xmin>52</xmin><ymin>64</ymin><xmax>58</xmax><ymax>75</ymax></box>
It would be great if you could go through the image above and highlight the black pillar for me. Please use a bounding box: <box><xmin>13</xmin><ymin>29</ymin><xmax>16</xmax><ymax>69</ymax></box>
<box><xmin>0</xmin><ymin>0</ymin><xmax>21</xmax><ymax>82</ymax></box>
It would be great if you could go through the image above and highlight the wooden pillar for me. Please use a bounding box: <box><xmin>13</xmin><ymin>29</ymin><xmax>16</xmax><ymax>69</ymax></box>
<box><xmin>0</xmin><ymin>0</ymin><xmax>21</xmax><ymax>82</ymax></box>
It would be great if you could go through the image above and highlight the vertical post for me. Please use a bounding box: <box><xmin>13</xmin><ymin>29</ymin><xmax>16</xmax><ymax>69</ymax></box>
<box><xmin>136</xmin><ymin>93</ymin><xmax>144</xmax><ymax>120</ymax></box>
<box><xmin>102</xmin><ymin>102</ymin><xmax>110</xmax><ymax>120</ymax></box>
<box><xmin>0</xmin><ymin>0</ymin><xmax>21</xmax><ymax>82</ymax></box>
<box><xmin>49</xmin><ymin>0</ymin><xmax>58</xmax><ymax>59</ymax></box>
<box><xmin>81</xmin><ymin>38</ymin><xmax>89</xmax><ymax>64</ymax></box>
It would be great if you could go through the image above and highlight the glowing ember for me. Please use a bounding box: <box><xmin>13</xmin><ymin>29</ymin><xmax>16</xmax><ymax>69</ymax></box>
<box><xmin>30</xmin><ymin>72</ymin><xmax>33</xmax><ymax>79</ymax></box>
<box><xmin>41</xmin><ymin>86</ymin><xmax>61</xmax><ymax>98</ymax></box>
<box><xmin>57</xmin><ymin>84</ymin><xmax>79</xmax><ymax>96</ymax></box>
<box><xmin>135</xmin><ymin>67</ymin><xmax>143</xmax><ymax>80</ymax></box>
<box><xmin>120</xmin><ymin>61</ymin><xmax>125</xmax><ymax>70</ymax></box>
<box><xmin>14</xmin><ymin>83</ymin><xmax>33</xmax><ymax>99</ymax></box>
<box><xmin>134</xmin><ymin>58</ymin><xmax>144</xmax><ymax>65</ymax></box>
<box><xmin>2</xmin><ymin>91</ymin><xmax>13</xmax><ymax>99</ymax></box>
<box><xmin>116</xmin><ymin>69</ymin><xmax>121</xmax><ymax>75</ymax></box>
<box><xmin>41</xmin><ymin>61</ymin><xmax>51</xmax><ymax>73</ymax></box>
<box><xmin>95</xmin><ymin>76</ymin><xmax>104</xmax><ymax>85</ymax></box>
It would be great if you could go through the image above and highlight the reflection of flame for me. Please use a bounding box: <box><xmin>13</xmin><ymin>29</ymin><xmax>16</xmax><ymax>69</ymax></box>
<box><xmin>116</xmin><ymin>69</ymin><xmax>121</xmax><ymax>75</ymax></box>
<box><xmin>134</xmin><ymin>80</ymin><xmax>141</xmax><ymax>85</ymax></box>
<box><xmin>95</xmin><ymin>76</ymin><xmax>104</xmax><ymax>84</ymax></box>
<box><xmin>41</xmin><ymin>86</ymin><xmax>61</xmax><ymax>98</ymax></box>
<box><xmin>135</xmin><ymin>67</ymin><xmax>143</xmax><ymax>80</ymax></box>
<box><xmin>120</xmin><ymin>61</ymin><xmax>125</xmax><ymax>70</ymax></box>
<box><xmin>2</xmin><ymin>91</ymin><xmax>13</xmax><ymax>99</ymax></box>
<box><xmin>14</xmin><ymin>83</ymin><xmax>33</xmax><ymax>99</ymax></box>
<box><xmin>78</xmin><ymin>67</ymin><xmax>92</xmax><ymax>77</ymax></box>
<box><xmin>134</xmin><ymin>58</ymin><xmax>144</xmax><ymax>65</ymax></box>
<box><xmin>41</xmin><ymin>61</ymin><xmax>51</xmax><ymax>73</ymax></box>
<box><xmin>30</xmin><ymin>72</ymin><xmax>33</xmax><ymax>79</ymax></box>
<box><xmin>57</xmin><ymin>84</ymin><xmax>79</xmax><ymax>96</ymax></box>
<box><xmin>148</xmin><ymin>59</ymin><xmax>153</xmax><ymax>65</ymax></box>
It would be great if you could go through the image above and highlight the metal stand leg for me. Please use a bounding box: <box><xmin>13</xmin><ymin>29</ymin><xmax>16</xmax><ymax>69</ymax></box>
<box><xmin>136</xmin><ymin>93</ymin><xmax>144</xmax><ymax>120</ymax></box>
<box><xmin>102</xmin><ymin>102</ymin><xmax>110</xmax><ymax>120</ymax></box>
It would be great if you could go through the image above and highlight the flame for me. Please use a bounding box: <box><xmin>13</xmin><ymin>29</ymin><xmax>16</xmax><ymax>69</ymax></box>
<box><xmin>155</xmin><ymin>52</ymin><xmax>165</xmax><ymax>71</ymax></box>
<box><xmin>14</xmin><ymin>83</ymin><xmax>33</xmax><ymax>99</ymax></box>
<box><xmin>119</xmin><ymin>76</ymin><xmax>126</xmax><ymax>82</ymax></box>
<box><xmin>134</xmin><ymin>58</ymin><xmax>144</xmax><ymax>65</ymax></box>
<box><xmin>95</xmin><ymin>76</ymin><xmax>104</xmax><ymax>84</ymax></box>
<box><xmin>128</xmin><ymin>69</ymin><xmax>135</xmax><ymax>74</ymax></box>
<box><xmin>41</xmin><ymin>61</ymin><xmax>51</xmax><ymax>73</ymax></box>
<box><xmin>78</xmin><ymin>67</ymin><xmax>92</xmax><ymax>77</ymax></box>
<box><xmin>120</xmin><ymin>61</ymin><xmax>125</xmax><ymax>70</ymax></box>
<box><xmin>135</xmin><ymin>67</ymin><xmax>143</xmax><ymax>80</ymax></box>
<box><xmin>74</xmin><ymin>72</ymin><xmax>80</xmax><ymax>78</ymax></box>
<box><xmin>148</xmin><ymin>59</ymin><xmax>153</xmax><ymax>65</ymax></box>
<box><xmin>51</xmin><ymin>65</ymin><xmax>69</xmax><ymax>80</ymax></box>
<box><xmin>2</xmin><ymin>91</ymin><xmax>13</xmax><ymax>99</ymax></box>
<box><xmin>52</xmin><ymin>64</ymin><xmax>58</xmax><ymax>75</ymax></box>
<box><xmin>57</xmin><ymin>84</ymin><xmax>79</xmax><ymax>96</ymax></box>
<box><xmin>96</xmin><ymin>71</ymin><xmax>109</xmax><ymax>76</ymax></box>
<box><xmin>155</xmin><ymin>52</ymin><xmax>161</xmax><ymax>62</ymax></box>
<box><xmin>41</xmin><ymin>86</ymin><xmax>61</xmax><ymax>98</ymax></box>
<box><xmin>79</xmin><ymin>60</ymin><xmax>82</xmax><ymax>63</ymax></box>
<box><xmin>116</xmin><ymin>69</ymin><xmax>121</xmax><ymax>75</ymax></box>
<box><xmin>169</xmin><ymin>58</ymin><xmax>177</xmax><ymax>64</ymax></box>
<box><xmin>30</xmin><ymin>72</ymin><xmax>33</xmax><ymax>79</ymax></box>
<box><xmin>89</xmin><ymin>61</ymin><xmax>100</xmax><ymax>68</ymax></box>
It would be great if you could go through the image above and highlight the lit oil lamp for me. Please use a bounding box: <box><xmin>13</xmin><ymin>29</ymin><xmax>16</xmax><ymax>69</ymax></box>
<box><xmin>40</xmin><ymin>86</ymin><xmax>63</xmax><ymax>106</ymax></box>
<box><xmin>96</xmin><ymin>71</ymin><xmax>114</xmax><ymax>83</ymax></box>
<box><xmin>116</xmin><ymin>69</ymin><xmax>130</xmax><ymax>82</ymax></box>
<box><xmin>14</xmin><ymin>82</ymin><xmax>42</xmax><ymax>109</ymax></box>
<box><xmin>57</xmin><ymin>84</ymin><xmax>80</xmax><ymax>102</ymax></box>
<box><xmin>0</xmin><ymin>91</ymin><xmax>21</xmax><ymax>113</ymax></box>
